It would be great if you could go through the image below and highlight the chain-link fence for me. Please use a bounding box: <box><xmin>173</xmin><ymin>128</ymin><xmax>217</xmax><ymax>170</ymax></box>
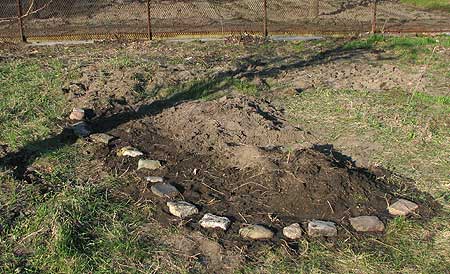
<box><xmin>1</xmin><ymin>0</ymin><xmax>449</xmax><ymax>42</ymax></box>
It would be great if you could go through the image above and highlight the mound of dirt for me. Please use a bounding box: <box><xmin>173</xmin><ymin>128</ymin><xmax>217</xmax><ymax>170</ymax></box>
<box><xmin>92</xmin><ymin>95</ymin><xmax>433</xmax><ymax>262</ymax></box>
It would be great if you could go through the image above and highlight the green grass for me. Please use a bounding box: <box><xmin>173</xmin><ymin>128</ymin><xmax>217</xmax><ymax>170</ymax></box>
<box><xmin>344</xmin><ymin>35</ymin><xmax>449</xmax><ymax>62</ymax></box>
<box><xmin>0</xmin><ymin>60</ymin><xmax>68</xmax><ymax>149</ymax></box>
<box><xmin>401</xmin><ymin>0</ymin><xmax>450</xmax><ymax>12</ymax></box>
<box><xmin>1</xmin><ymin>37</ymin><xmax>449</xmax><ymax>273</ymax></box>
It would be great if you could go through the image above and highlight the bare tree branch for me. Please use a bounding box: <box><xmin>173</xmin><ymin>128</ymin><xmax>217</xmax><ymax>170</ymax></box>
<box><xmin>0</xmin><ymin>0</ymin><xmax>53</xmax><ymax>23</ymax></box>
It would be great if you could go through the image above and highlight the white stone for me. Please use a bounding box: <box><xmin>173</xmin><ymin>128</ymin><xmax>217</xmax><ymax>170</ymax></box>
<box><xmin>199</xmin><ymin>213</ymin><xmax>231</xmax><ymax>231</ymax></box>
<box><xmin>349</xmin><ymin>216</ymin><xmax>385</xmax><ymax>232</ymax></box>
<box><xmin>167</xmin><ymin>201</ymin><xmax>198</xmax><ymax>218</ymax></box>
<box><xmin>307</xmin><ymin>220</ymin><xmax>337</xmax><ymax>237</ymax></box>
<box><xmin>117</xmin><ymin>146</ymin><xmax>143</xmax><ymax>157</ymax></box>
<box><xmin>283</xmin><ymin>223</ymin><xmax>302</xmax><ymax>239</ymax></box>
<box><xmin>388</xmin><ymin>199</ymin><xmax>419</xmax><ymax>216</ymax></box>
<box><xmin>239</xmin><ymin>225</ymin><xmax>273</xmax><ymax>240</ymax></box>
<box><xmin>146</xmin><ymin>176</ymin><xmax>164</xmax><ymax>183</ymax></box>
<box><xmin>138</xmin><ymin>159</ymin><xmax>162</xmax><ymax>170</ymax></box>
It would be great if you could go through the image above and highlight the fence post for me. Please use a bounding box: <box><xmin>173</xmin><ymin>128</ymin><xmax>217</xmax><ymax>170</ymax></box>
<box><xmin>371</xmin><ymin>0</ymin><xmax>377</xmax><ymax>33</ymax></box>
<box><xmin>147</xmin><ymin>0</ymin><xmax>153</xmax><ymax>40</ymax></box>
<box><xmin>16</xmin><ymin>0</ymin><xmax>26</xmax><ymax>42</ymax></box>
<box><xmin>263</xmin><ymin>0</ymin><xmax>268</xmax><ymax>37</ymax></box>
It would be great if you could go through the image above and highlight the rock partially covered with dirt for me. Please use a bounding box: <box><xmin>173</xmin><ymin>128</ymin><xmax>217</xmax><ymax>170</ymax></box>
<box><xmin>138</xmin><ymin>159</ymin><xmax>162</xmax><ymax>170</ymax></box>
<box><xmin>199</xmin><ymin>213</ymin><xmax>231</xmax><ymax>231</ymax></box>
<box><xmin>167</xmin><ymin>201</ymin><xmax>199</xmax><ymax>218</ymax></box>
<box><xmin>388</xmin><ymin>199</ymin><xmax>419</xmax><ymax>216</ymax></box>
<box><xmin>349</xmin><ymin>216</ymin><xmax>385</xmax><ymax>232</ymax></box>
<box><xmin>117</xmin><ymin>146</ymin><xmax>143</xmax><ymax>157</ymax></box>
<box><xmin>308</xmin><ymin>220</ymin><xmax>337</xmax><ymax>237</ymax></box>
<box><xmin>72</xmin><ymin>121</ymin><xmax>91</xmax><ymax>137</ymax></box>
<box><xmin>283</xmin><ymin>223</ymin><xmax>302</xmax><ymax>240</ymax></box>
<box><xmin>69</xmin><ymin>108</ymin><xmax>85</xmax><ymax>121</ymax></box>
<box><xmin>151</xmin><ymin>183</ymin><xmax>180</xmax><ymax>199</ymax></box>
<box><xmin>239</xmin><ymin>225</ymin><xmax>274</xmax><ymax>240</ymax></box>
<box><xmin>90</xmin><ymin>133</ymin><xmax>114</xmax><ymax>144</ymax></box>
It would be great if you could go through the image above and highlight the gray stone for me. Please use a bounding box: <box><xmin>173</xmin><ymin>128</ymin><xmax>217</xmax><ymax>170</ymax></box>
<box><xmin>199</xmin><ymin>213</ymin><xmax>231</xmax><ymax>231</ymax></box>
<box><xmin>138</xmin><ymin>159</ymin><xmax>162</xmax><ymax>170</ymax></box>
<box><xmin>283</xmin><ymin>223</ymin><xmax>302</xmax><ymax>240</ymax></box>
<box><xmin>349</xmin><ymin>216</ymin><xmax>385</xmax><ymax>232</ymax></box>
<box><xmin>388</xmin><ymin>199</ymin><xmax>419</xmax><ymax>216</ymax></box>
<box><xmin>151</xmin><ymin>183</ymin><xmax>180</xmax><ymax>198</ymax></box>
<box><xmin>307</xmin><ymin>220</ymin><xmax>337</xmax><ymax>237</ymax></box>
<box><xmin>72</xmin><ymin>122</ymin><xmax>91</xmax><ymax>137</ymax></box>
<box><xmin>90</xmin><ymin>133</ymin><xmax>114</xmax><ymax>144</ymax></box>
<box><xmin>239</xmin><ymin>225</ymin><xmax>274</xmax><ymax>240</ymax></box>
<box><xmin>69</xmin><ymin>108</ymin><xmax>85</xmax><ymax>121</ymax></box>
<box><xmin>146</xmin><ymin>176</ymin><xmax>164</xmax><ymax>183</ymax></box>
<box><xmin>117</xmin><ymin>146</ymin><xmax>143</xmax><ymax>157</ymax></box>
<box><xmin>167</xmin><ymin>201</ymin><xmax>199</xmax><ymax>218</ymax></box>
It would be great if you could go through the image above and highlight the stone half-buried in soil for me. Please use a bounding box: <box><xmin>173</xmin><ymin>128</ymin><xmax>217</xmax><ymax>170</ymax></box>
<box><xmin>239</xmin><ymin>225</ymin><xmax>274</xmax><ymax>240</ymax></box>
<box><xmin>167</xmin><ymin>201</ymin><xmax>199</xmax><ymax>218</ymax></box>
<box><xmin>151</xmin><ymin>183</ymin><xmax>180</xmax><ymax>199</ymax></box>
<box><xmin>283</xmin><ymin>223</ymin><xmax>302</xmax><ymax>240</ymax></box>
<box><xmin>388</xmin><ymin>199</ymin><xmax>419</xmax><ymax>216</ymax></box>
<box><xmin>117</xmin><ymin>146</ymin><xmax>143</xmax><ymax>157</ymax></box>
<box><xmin>349</xmin><ymin>216</ymin><xmax>385</xmax><ymax>232</ymax></box>
<box><xmin>199</xmin><ymin>213</ymin><xmax>231</xmax><ymax>231</ymax></box>
<box><xmin>308</xmin><ymin>220</ymin><xmax>337</xmax><ymax>237</ymax></box>
<box><xmin>138</xmin><ymin>159</ymin><xmax>162</xmax><ymax>170</ymax></box>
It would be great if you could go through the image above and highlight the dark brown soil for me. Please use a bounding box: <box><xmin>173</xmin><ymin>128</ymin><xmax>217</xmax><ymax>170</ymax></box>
<box><xmin>90</xmin><ymin>96</ymin><xmax>435</xmax><ymax>252</ymax></box>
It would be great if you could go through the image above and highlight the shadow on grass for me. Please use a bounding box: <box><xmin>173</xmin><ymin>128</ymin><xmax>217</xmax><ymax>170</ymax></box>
<box><xmin>0</xmin><ymin>42</ymin><xmax>377</xmax><ymax>179</ymax></box>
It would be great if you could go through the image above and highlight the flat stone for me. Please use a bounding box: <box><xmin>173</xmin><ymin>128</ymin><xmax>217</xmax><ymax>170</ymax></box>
<box><xmin>151</xmin><ymin>183</ymin><xmax>180</xmax><ymax>198</ymax></box>
<box><xmin>90</xmin><ymin>133</ymin><xmax>114</xmax><ymax>144</ymax></box>
<box><xmin>349</xmin><ymin>216</ymin><xmax>385</xmax><ymax>232</ymax></box>
<box><xmin>307</xmin><ymin>220</ymin><xmax>337</xmax><ymax>237</ymax></box>
<box><xmin>138</xmin><ymin>159</ymin><xmax>162</xmax><ymax>170</ymax></box>
<box><xmin>199</xmin><ymin>213</ymin><xmax>231</xmax><ymax>231</ymax></box>
<box><xmin>239</xmin><ymin>225</ymin><xmax>274</xmax><ymax>240</ymax></box>
<box><xmin>117</xmin><ymin>146</ymin><xmax>143</xmax><ymax>157</ymax></box>
<box><xmin>69</xmin><ymin>108</ymin><xmax>85</xmax><ymax>121</ymax></box>
<box><xmin>388</xmin><ymin>199</ymin><xmax>419</xmax><ymax>216</ymax></box>
<box><xmin>283</xmin><ymin>223</ymin><xmax>302</xmax><ymax>240</ymax></box>
<box><xmin>72</xmin><ymin>122</ymin><xmax>91</xmax><ymax>137</ymax></box>
<box><xmin>146</xmin><ymin>176</ymin><xmax>164</xmax><ymax>183</ymax></box>
<box><xmin>167</xmin><ymin>201</ymin><xmax>199</xmax><ymax>218</ymax></box>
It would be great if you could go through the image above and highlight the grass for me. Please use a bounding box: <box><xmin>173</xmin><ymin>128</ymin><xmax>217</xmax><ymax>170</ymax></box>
<box><xmin>401</xmin><ymin>0</ymin><xmax>450</xmax><ymax>12</ymax></box>
<box><xmin>1</xmin><ymin>36</ymin><xmax>449</xmax><ymax>273</ymax></box>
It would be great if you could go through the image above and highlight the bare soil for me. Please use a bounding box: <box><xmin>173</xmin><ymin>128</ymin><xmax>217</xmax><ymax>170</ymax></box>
<box><xmin>86</xmin><ymin>95</ymin><xmax>437</xmax><ymax>271</ymax></box>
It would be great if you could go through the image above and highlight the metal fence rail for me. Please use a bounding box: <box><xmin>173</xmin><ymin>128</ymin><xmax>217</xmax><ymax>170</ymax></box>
<box><xmin>0</xmin><ymin>0</ymin><xmax>449</xmax><ymax>42</ymax></box>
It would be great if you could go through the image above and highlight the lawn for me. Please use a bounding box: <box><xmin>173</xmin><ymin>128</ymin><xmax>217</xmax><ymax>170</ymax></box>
<box><xmin>0</xmin><ymin>35</ymin><xmax>449</xmax><ymax>273</ymax></box>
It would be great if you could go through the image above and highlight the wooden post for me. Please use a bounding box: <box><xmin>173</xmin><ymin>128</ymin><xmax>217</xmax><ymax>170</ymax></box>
<box><xmin>16</xmin><ymin>0</ymin><xmax>26</xmax><ymax>42</ymax></box>
<box><xmin>147</xmin><ymin>0</ymin><xmax>152</xmax><ymax>40</ymax></box>
<box><xmin>263</xmin><ymin>0</ymin><xmax>268</xmax><ymax>37</ymax></box>
<box><xmin>371</xmin><ymin>0</ymin><xmax>377</xmax><ymax>33</ymax></box>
